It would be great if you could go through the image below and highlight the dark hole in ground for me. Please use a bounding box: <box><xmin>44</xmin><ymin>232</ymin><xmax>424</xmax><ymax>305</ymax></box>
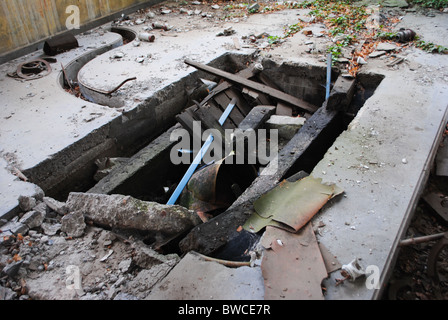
<box><xmin>44</xmin><ymin>54</ymin><xmax>384</xmax><ymax>256</ymax></box>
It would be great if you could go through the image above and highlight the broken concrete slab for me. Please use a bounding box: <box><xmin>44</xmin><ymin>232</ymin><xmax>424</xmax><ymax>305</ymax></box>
<box><xmin>266</xmin><ymin>115</ymin><xmax>306</xmax><ymax>140</ymax></box>
<box><xmin>132</xmin><ymin>241</ymin><xmax>180</xmax><ymax>269</ymax></box>
<box><xmin>43</xmin><ymin>197</ymin><xmax>68</xmax><ymax>215</ymax></box>
<box><xmin>66</xmin><ymin>193</ymin><xmax>202</xmax><ymax>240</ymax></box>
<box><xmin>19</xmin><ymin>210</ymin><xmax>45</xmax><ymax>229</ymax></box>
<box><xmin>0</xmin><ymin>219</ymin><xmax>29</xmax><ymax>238</ymax></box>
<box><xmin>61</xmin><ymin>211</ymin><xmax>87</xmax><ymax>238</ymax></box>
<box><xmin>145</xmin><ymin>252</ymin><xmax>264</xmax><ymax>300</ymax></box>
<box><xmin>369</xmin><ymin>51</ymin><xmax>387</xmax><ymax>58</ymax></box>
<box><xmin>376</xmin><ymin>42</ymin><xmax>398</xmax><ymax>52</ymax></box>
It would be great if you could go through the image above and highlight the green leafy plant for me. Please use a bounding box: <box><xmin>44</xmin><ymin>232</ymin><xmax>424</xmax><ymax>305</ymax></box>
<box><xmin>327</xmin><ymin>44</ymin><xmax>343</xmax><ymax>64</ymax></box>
<box><xmin>415</xmin><ymin>39</ymin><xmax>448</xmax><ymax>53</ymax></box>
<box><xmin>268</xmin><ymin>35</ymin><xmax>281</xmax><ymax>45</ymax></box>
<box><xmin>376</xmin><ymin>31</ymin><xmax>397</xmax><ymax>40</ymax></box>
<box><xmin>409</xmin><ymin>0</ymin><xmax>448</xmax><ymax>8</ymax></box>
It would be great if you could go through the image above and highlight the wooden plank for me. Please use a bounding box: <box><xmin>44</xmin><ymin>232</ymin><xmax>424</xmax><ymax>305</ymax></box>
<box><xmin>200</xmin><ymin>65</ymin><xmax>259</xmax><ymax>106</ymax></box>
<box><xmin>205</xmin><ymin>101</ymin><xmax>234</xmax><ymax>130</ymax></box>
<box><xmin>176</xmin><ymin>107</ymin><xmax>203</xmax><ymax>143</ymax></box>
<box><xmin>276</xmin><ymin>102</ymin><xmax>293</xmax><ymax>116</ymax></box>
<box><xmin>185</xmin><ymin>59</ymin><xmax>318</xmax><ymax>114</ymax></box>
<box><xmin>226</xmin><ymin>87</ymin><xmax>252</xmax><ymax>116</ymax></box>
<box><xmin>179</xmin><ymin>106</ymin><xmax>341</xmax><ymax>255</ymax></box>
<box><xmin>242</xmin><ymin>88</ymin><xmax>272</xmax><ymax>106</ymax></box>
<box><xmin>193</xmin><ymin>107</ymin><xmax>226</xmax><ymax>143</ymax></box>
<box><xmin>214</xmin><ymin>92</ymin><xmax>244</xmax><ymax>127</ymax></box>
<box><xmin>238</xmin><ymin>106</ymin><xmax>276</xmax><ymax>131</ymax></box>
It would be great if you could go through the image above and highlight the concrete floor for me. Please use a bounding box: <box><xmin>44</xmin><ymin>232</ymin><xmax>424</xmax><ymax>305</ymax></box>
<box><xmin>1</xmin><ymin>1</ymin><xmax>447</xmax><ymax>300</ymax></box>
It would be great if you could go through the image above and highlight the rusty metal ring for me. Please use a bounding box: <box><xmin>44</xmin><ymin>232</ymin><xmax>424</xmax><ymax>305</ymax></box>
<box><xmin>16</xmin><ymin>58</ymin><xmax>52</xmax><ymax>80</ymax></box>
<box><xmin>427</xmin><ymin>232</ymin><xmax>448</xmax><ymax>281</ymax></box>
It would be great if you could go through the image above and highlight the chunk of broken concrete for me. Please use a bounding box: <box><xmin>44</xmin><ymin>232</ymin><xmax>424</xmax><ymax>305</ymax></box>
<box><xmin>266</xmin><ymin>115</ymin><xmax>306</xmax><ymax>139</ymax></box>
<box><xmin>41</xmin><ymin>222</ymin><xmax>61</xmax><ymax>236</ymax></box>
<box><xmin>368</xmin><ymin>50</ymin><xmax>387</xmax><ymax>58</ymax></box>
<box><xmin>376</xmin><ymin>42</ymin><xmax>397</xmax><ymax>52</ymax></box>
<box><xmin>18</xmin><ymin>195</ymin><xmax>36</xmax><ymax>212</ymax></box>
<box><xmin>43</xmin><ymin>197</ymin><xmax>68</xmax><ymax>215</ymax></box>
<box><xmin>0</xmin><ymin>220</ymin><xmax>29</xmax><ymax>238</ymax></box>
<box><xmin>19</xmin><ymin>210</ymin><xmax>45</xmax><ymax>229</ymax></box>
<box><xmin>61</xmin><ymin>211</ymin><xmax>86</xmax><ymax>238</ymax></box>
<box><xmin>2</xmin><ymin>260</ymin><xmax>23</xmax><ymax>278</ymax></box>
<box><xmin>132</xmin><ymin>241</ymin><xmax>180</xmax><ymax>269</ymax></box>
<box><xmin>66</xmin><ymin>193</ymin><xmax>202</xmax><ymax>238</ymax></box>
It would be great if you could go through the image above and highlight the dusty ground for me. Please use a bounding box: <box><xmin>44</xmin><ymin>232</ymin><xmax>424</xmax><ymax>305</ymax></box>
<box><xmin>386</xmin><ymin>130</ymin><xmax>448</xmax><ymax>300</ymax></box>
<box><xmin>1</xmin><ymin>0</ymin><xmax>448</xmax><ymax>300</ymax></box>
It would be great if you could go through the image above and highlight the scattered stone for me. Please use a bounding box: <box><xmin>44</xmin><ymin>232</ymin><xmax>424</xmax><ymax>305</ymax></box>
<box><xmin>336</xmin><ymin>57</ymin><xmax>350</xmax><ymax>63</ymax></box>
<box><xmin>33</xmin><ymin>202</ymin><xmax>48</xmax><ymax>217</ymax></box>
<box><xmin>135</xmin><ymin>19</ymin><xmax>145</xmax><ymax>25</ymax></box>
<box><xmin>248</xmin><ymin>3</ymin><xmax>260</xmax><ymax>12</ymax></box>
<box><xmin>211</xmin><ymin>4</ymin><xmax>220</xmax><ymax>9</ymax></box>
<box><xmin>19</xmin><ymin>210</ymin><xmax>45</xmax><ymax>229</ymax></box>
<box><xmin>114</xmin><ymin>292</ymin><xmax>140</xmax><ymax>300</ymax></box>
<box><xmin>192</xmin><ymin>0</ymin><xmax>201</xmax><ymax>4</ymax></box>
<box><xmin>357</xmin><ymin>56</ymin><xmax>367</xmax><ymax>65</ymax></box>
<box><xmin>41</xmin><ymin>222</ymin><xmax>61</xmax><ymax>236</ymax></box>
<box><xmin>2</xmin><ymin>260</ymin><xmax>23</xmax><ymax>278</ymax></box>
<box><xmin>376</xmin><ymin>42</ymin><xmax>397</xmax><ymax>52</ymax></box>
<box><xmin>43</xmin><ymin>197</ymin><xmax>68</xmax><ymax>215</ymax></box>
<box><xmin>0</xmin><ymin>220</ymin><xmax>29</xmax><ymax>238</ymax></box>
<box><xmin>61</xmin><ymin>211</ymin><xmax>86</xmax><ymax>238</ymax></box>
<box><xmin>110</xmin><ymin>51</ymin><xmax>125</xmax><ymax>59</ymax></box>
<box><xmin>146</xmin><ymin>11</ymin><xmax>156</xmax><ymax>19</ymax></box>
<box><xmin>160</xmin><ymin>9</ymin><xmax>172</xmax><ymax>14</ymax></box>
<box><xmin>100</xmin><ymin>249</ymin><xmax>114</xmax><ymax>262</ymax></box>
<box><xmin>298</xmin><ymin>15</ymin><xmax>315</xmax><ymax>23</ymax></box>
<box><xmin>18</xmin><ymin>195</ymin><xmax>36</xmax><ymax>212</ymax></box>
<box><xmin>0</xmin><ymin>285</ymin><xmax>17</xmax><ymax>300</ymax></box>
<box><xmin>368</xmin><ymin>50</ymin><xmax>387</xmax><ymax>58</ymax></box>
<box><xmin>118</xmin><ymin>258</ymin><xmax>132</xmax><ymax>273</ymax></box>
<box><xmin>133</xmin><ymin>241</ymin><xmax>180</xmax><ymax>269</ymax></box>
<box><xmin>217</xmin><ymin>26</ymin><xmax>236</xmax><ymax>36</ymax></box>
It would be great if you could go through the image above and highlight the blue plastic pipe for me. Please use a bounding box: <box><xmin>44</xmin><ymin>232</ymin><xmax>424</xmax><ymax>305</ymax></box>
<box><xmin>167</xmin><ymin>98</ymin><xmax>237</xmax><ymax>205</ymax></box>
<box><xmin>326</xmin><ymin>53</ymin><xmax>332</xmax><ymax>100</ymax></box>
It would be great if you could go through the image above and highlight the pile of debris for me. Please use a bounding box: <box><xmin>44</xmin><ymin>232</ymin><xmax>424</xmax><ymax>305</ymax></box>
<box><xmin>0</xmin><ymin>189</ymin><xmax>198</xmax><ymax>300</ymax></box>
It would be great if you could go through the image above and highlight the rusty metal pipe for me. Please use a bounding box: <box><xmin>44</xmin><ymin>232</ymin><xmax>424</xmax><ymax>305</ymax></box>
<box><xmin>166</xmin><ymin>98</ymin><xmax>237</xmax><ymax>205</ymax></box>
<box><xmin>399</xmin><ymin>232</ymin><xmax>446</xmax><ymax>246</ymax></box>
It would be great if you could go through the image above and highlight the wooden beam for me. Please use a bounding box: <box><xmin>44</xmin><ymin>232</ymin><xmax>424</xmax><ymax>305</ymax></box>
<box><xmin>185</xmin><ymin>59</ymin><xmax>318</xmax><ymax>114</ymax></box>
